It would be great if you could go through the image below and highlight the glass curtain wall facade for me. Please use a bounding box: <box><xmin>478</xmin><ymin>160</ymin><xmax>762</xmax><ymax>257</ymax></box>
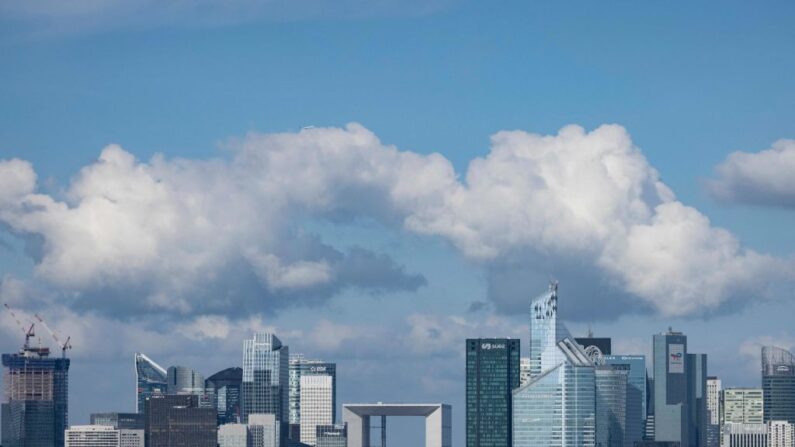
<box><xmin>144</xmin><ymin>394</ymin><xmax>216</xmax><ymax>447</ymax></box>
<box><xmin>653</xmin><ymin>330</ymin><xmax>691</xmax><ymax>445</ymax></box>
<box><xmin>166</xmin><ymin>366</ymin><xmax>205</xmax><ymax>396</ymax></box>
<box><xmin>242</xmin><ymin>332</ymin><xmax>289</xmax><ymax>446</ymax></box>
<box><xmin>205</xmin><ymin>367</ymin><xmax>243</xmax><ymax>425</ymax></box>
<box><xmin>595</xmin><ymin>365</ymin><xmax>628</xmax><ymax>447</ymax></box>
<box><xmin>465</xmin><ymin>338</ymin><xmax>521</xmax><ymax>447</ymax></box>
<box><xmin>603</xmin><ymin>355</ymin><xmax>646</xmax><ymax>446</ymax></box>
<box><xmin>512</xmin><ymin>338</ymin><xmax>596</xmax><ymax>447</ymax></box>
<box><xmin>288</xmin><ymin>356</ymin><xmax>337</xmax><ymax>442</ymax></box>
<box><xmin>134</xmin><ymin>353</ymin><xmax>167</xmax><ymax>414</ymax></box>
<box><xmin>763</xmin><ymin>346</ymin><xmax>795</xmax><ymax>424</ymax></box>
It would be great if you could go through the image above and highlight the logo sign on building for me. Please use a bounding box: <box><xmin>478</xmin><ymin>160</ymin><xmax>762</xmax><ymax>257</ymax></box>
<box><xmin>481</xmin><ymin>343</ymin><xmax>506</xmax><ymax>350</ymax></box>
<box><xmin>669</xmin><ymin>344</ymin><xmax>684</xmax><ymax>373</ymax></box>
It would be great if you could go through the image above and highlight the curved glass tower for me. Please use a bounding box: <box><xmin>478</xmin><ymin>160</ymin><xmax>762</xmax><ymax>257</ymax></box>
<box><xmin>135</xmin><ymin>353</ymin><xmax>167</xmax><ymax>414</ymax></box>
<box><xmin>762</xmin><ymin>346</ymin><xmax>795</xmax><ymax>423</ymax></box>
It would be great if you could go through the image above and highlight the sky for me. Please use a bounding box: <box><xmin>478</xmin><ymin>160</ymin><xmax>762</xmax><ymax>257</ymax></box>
<box><xmin>1</xmin><ymin>1</ymin><xmax>795</xmax><ymax>445</ymax></box>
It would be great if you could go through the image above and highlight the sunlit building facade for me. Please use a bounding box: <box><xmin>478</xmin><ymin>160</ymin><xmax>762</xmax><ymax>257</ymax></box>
<box><xmin>242</xmin><ymin>332</ymin><xmax>289</xmax><ymax>446</ymax></box>
<box><xmin>763</xmin><ymin>346</ymin><xmax>795</xmax><ymax>424</ymax></box>
<box><xmin>134</xmin><ymin>353</ymin><xmax>167</xmax><ymax>414</ymax></box>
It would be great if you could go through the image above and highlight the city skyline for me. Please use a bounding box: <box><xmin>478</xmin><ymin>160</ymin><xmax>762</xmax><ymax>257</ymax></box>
<box><xmin>2</xmin><ymin>1</ymin><xmax>795</xmax><ymax>446</ymax></box>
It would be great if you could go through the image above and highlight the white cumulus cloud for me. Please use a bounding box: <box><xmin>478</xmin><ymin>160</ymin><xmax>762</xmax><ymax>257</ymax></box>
<box><xmin>708</xmin><ymin>139</ymin><xmax>795</xmax><ymax>208</ymax></box>
<box><xmin>0</xmin><ymin>123</ymin><xmax>790</xmax><ymax>319</ymax></box>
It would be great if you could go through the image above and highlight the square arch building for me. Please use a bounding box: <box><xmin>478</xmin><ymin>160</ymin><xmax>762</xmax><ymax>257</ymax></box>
<box><xmin>342</xmin><ymin>403</ymin><xmax>451</xmax><ymax>447</ymax></box>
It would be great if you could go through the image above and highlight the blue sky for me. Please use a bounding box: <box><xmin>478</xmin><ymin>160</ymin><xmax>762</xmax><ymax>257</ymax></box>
<box><xmin>1</xmin><ymin>1</ymin><xmax>795</xmax><ymax>444</ymax></box>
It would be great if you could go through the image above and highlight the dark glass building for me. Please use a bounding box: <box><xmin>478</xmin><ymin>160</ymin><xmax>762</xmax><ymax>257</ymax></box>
<box><xmin>90</xmin><ymin>412</ymin><xmax>145</xmax><ymax>429</ymax></box>
<box><xmin>144</xmin><ymin>394</ymin><xmax>217</xmax><ymax>447</ymax></box>
<box><xmin>576</xmin><ymin>337</ymin><xmax>612</xmax><ymax>356</ymax></box>
<box><xmin>135</xmin><ymin>353</ymin><xmax>167</xmax><ymax>414</ymax></box>
<box><xmin>205</xmin><ymin>367</ymin><xmax>243</xmax><ymax>425</ymax></box>
<box><xmin>466</xmin><ymin>338</ymin><xmax>520</xmax><ymax>447</ymax></box>
<box><xmin>2</xmin><ymin>346</ymin><xmax>69</xmax><ymax>447</ymax></box>
<box><xmin>762</xmin><ymin>345</ymin><xmax>795</xmax><ymax>424</ymax></box>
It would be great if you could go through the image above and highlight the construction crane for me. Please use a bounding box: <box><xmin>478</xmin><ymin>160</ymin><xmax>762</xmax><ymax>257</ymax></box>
<box><xmin>3</xmin><ymin>303</ymin><xmax>35</xmax><ymax>349</ymax></box>
<box><xmin>34</xmin><ymin>313</ymin><xmax>72</xmax><ymax>358</ymax></box>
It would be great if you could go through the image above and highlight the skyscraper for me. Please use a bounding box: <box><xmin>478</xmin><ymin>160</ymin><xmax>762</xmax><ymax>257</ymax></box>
<box><xmin>2</xmin><ymin>343</ymin><xmax>70</xmax><ymax>447</ymax></box>
<box><xmin>64</xmin><ymin>425</ymin><xmax>144</xmax><ymax>447</ymax></box>
<box><xmin>315</xmin><ymin>424</ymin><xmax>347</xmax><ymax>447</ymax></box>
<box><xmin>218</xmin><ymin>423</ymin><xmax>248</xmax><ymax>447</ymax></box>
<box><xmin>722</xmin><ymin>388</ymin><xmax>764</xmax><ymax>424</ymax></box>
<box><xmin>512</xmin><ymin>283</ymin><xmax>596</xmax><ymax>447</ymax></box>
<box><xmin>242</xmin><ymin>332</ymin><xmax>289</xmax><ymax>446</ymax></box>
<box><xmin>763</xmin><ymin>346</ymin><xmax>795</xmax><ymax>424</ymax></box>
<box><xmin>299</xmin><ymin>375</ymin><xmax>334</xmax><ymax>446</ymax></box>
<box><xmin>205</xmin><ymin>367</ymin><xmax>243</xmax><ymax>425</ymax></box>
<box><xmin>595</xmin><ymin>365</ymin><xmax>629</xmax><ymax>447</ymax></box>
<box><xmin>603</xmin><ymin>354</ymin><xmax>646</xmax><ymax>446</ymax></box>
<box><xmin>706</xmin><ymin>377</ymin><xmax>721</xmax><ymax>447</ymax></box>
<box><xmin>135</xmin><ymin>353</ymin><xmax>167</xmax><ymax>414</ymax></box>
<box><xmin>652</xmin><ymin>328</ymin><xmax>709</xmax><ymax>446</ymax></box>
<box><xmin>466</xmin><ymin>338</ymin><xmax>521</xmax><ymax>447</ymax></box>
<box><xmin>144</xmin><ymin>394</ymin><xmax>217</xmax><ymax>447</ymax></box>
<box><xmin>166</xmin><ymin>366</ymin><xmax>205</xmax><ymax>396</ymax></box>
<box><xmin>720</xmin><ymin>423</ymin><xmax>768</xmax><ymax>447</ymax></box>
<box><xmin>768</xmin><ymin>420</ymin><xmax>795</xmax><ymax>447</ymax></box>
<box><xmin>288</xmin><ymin>356</ymin><xmax>337</xmax><ymax>443</ymax></box>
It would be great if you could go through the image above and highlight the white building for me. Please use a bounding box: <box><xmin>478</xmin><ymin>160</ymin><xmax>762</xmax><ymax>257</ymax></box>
<box><xmin>723</xmin><ymin>388</ymin><xmax>765</xmax><ymax>424</ymax></box>
<box><xmin>249</xmin><ymin>413</ymin><xmax>279</xmax><ymax>447</ymax></box>
<box><xmin>708</xmin><ymin>377</ymin><xmax>722</xmax><ymax>425</ymax></box>
<box><xmin>65</xmin><ymin>425</ymin><xmax>143</xmax><ymax>447</ymax></box>
<box><xmin>300</xmin><ymin>375</ymin><xmax>334</xmax><ymax>446</ymax></box>
<box><xmin>519</xmin><ymin>357</ymin><xmax>532</xmax><ymax>386</ymax></box>
<box><xmin>721</xmin><ymin>423</ymin><xmax>767</xmax><ymax>447</ymax></box>
<box><xmin>768</xmin><ymin>420</ymin><xmax>795</xmax><ymax>447</ymax></box>
<box><xmin>218</xmin><ymin>423</ymin><xmax>248</xmax><ymax>447</ymax></box>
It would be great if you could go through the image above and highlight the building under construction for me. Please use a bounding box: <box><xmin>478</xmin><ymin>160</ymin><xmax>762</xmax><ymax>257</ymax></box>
<box><xmin>2</xmin><ymin>305</ymin><xmax>71</xmax><ymax>447</ymax></box>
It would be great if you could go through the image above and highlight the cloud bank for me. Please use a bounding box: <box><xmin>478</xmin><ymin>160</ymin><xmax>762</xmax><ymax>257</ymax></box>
<box><xmin>708</xmin><ymin>139</ymin><xmax>795</xmax><ymax>208</ymax></box>
<box><xmin>0</xmin><ymin>123</ymin><xmax>790</xmax><ymax>320</ymax></box>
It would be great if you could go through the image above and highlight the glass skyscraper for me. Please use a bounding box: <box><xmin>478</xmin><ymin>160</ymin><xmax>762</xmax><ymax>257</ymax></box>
<box><xmin>205</xmin><ymin>367</ymin><xmax>243</xmax><ymax>425</ymax></box>
<box><xmin>603</xmin><ymin>355</ymin><xmax>646</xmax><ymax>447</ymax></box>
<box><xmin>763</xmin><ymin>346</ymin><xmax>795</xmax><ymax>424</ymax></box>
<box><xmin>512</xmin><ymin>283</ymin><xmax>596</xmax><ymax>447</ymax></box>
<box><xmin>595</xmin><ymin>365</ymin><xmax>629</xmax><ymax>447</ymax></box>
<box><xmin>167</xmin><ymin>365</ymin><xmax>205</xmax><ymax>396</ymax></box>
<box><xmin>144</xmin><ymin>394</ymin><xmax>217</xmax><ymax>447</ymax></box>
<box><xmin>466</xmin><ymin>338</ymin><xmax>521</xmax><ymax>447</ymax></box>
<box><xmin>242</xmin><ymin>332</ymin><xmax>289</xmax><ymax>446</ymax></box>
<box><xmin>134</xmin><ymin>353</ymin><xmax>167</xmax><ymax>414</ymax></box>
<box><xmin>2</xmin><ymin>346</ymin><xmax>70</xmax><ymax>447</ymax></box>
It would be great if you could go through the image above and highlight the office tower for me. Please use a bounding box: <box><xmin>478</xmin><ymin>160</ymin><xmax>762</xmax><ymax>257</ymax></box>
<box><xmin>646</xmin><ymin>377</ymin><xmax>656</xmax><ymax>441</ymax></box>
<box><xmin>688</xmin><ymin>353</ymin><xmax>708</xmax><ymax>447</ymax></box>
<box><xmin>218</xmin><ymin>423</ymin><xmax>248</xmax><ymax>447</ymax></box>
<box><xmin>206</xmin><ymin>367</ymin><xmax>243</xmax><ymax>425</ymax></box>
<box><xmin>64</xmin><ymin>425</ymin><xmax>144</xmax><ymax>447</ymax></box>
<box><xmin>2</xmin><ymin>343</ymin><xmax>70</xmax><ymax>447</ymax></box>
<box><xmin>300</xmin><ymin>375</ymin><xmax>334</xmax><ymax>446</ymax></box>
<box><xmin>576</xmin><ymin>336</ymin><xmax>612</xmax><ymax>356</ymax></box>
<box><xmin>722</xmin><ymin>389</ymin><xmax>764</xmax><ymax>424</ymax></box>
<box><xmin>604</xmin><ymin>354</ymin><xmax>647</xmax><ymax>446</ymax></box>
<box><xmin>144</xmin><ymin>394</ymin><xmax>217</xmax><ymax>447</ymax></box>
<box><xmin>706</xmin><ymin>377</ymin><xmax>721</xmax><ymax>447</ymax></box>
<box><xmin>466</xmin><ymin>338</ymin><xmax>521</xmax><ymax>447</ymax></box>
<box><xmin>595</xmin><ymin>364</ymin><xmax>629</xmax><ymax>447</ymax></box>
<box><xmin>90</xmin><ymin>412</ymin><xmax>145</xmax><ymax>429</ymax></box>
<box><xmin>519</xmin><ymin>357</ymin><xmax>532</xmax><ymax>386</ymax></box>
<box><xmin>166</xmin><ymin>366</ymin><xmax>205</xmax><ymax>396</ymax></box>
<box><xmin>289</xmin><ymin>356</ymin><xmax>337</xmax><ymax>443</ymax></box>
<box><xmin>315</xmin><ymin>425</ymin><xmax>346</xmax><ymax>447</ymax></box>
<box><xmin>249</xmin><ymin>413</ymin><xmax>279</xmax><ymax>447</ymax></box>
<box><xmin>512</xmin><ymin>338</ymin><xmax>596</xmax><ymax>447</ymax></box>
<box><xmin>707</xmin><ymin>377</ymin><xmax>721</xmax><ymax>425</ymax></box>
<box><xmin>512</xmin><ymin>282</ymin><xmax>596</xmax><ymax>447</ymax></box>
<box><xmin>720</xmin><ymin>423</ymin><xmax>767</xmax><ymax>447</ymax></box>
<box><xmin>763</xmin><ymin>346</ymin><xmax>795</xmax><ymax>424</ymax></box>
<box><xmin>528</xmin><ymin>283</ymin><xmax>571</xmax><ymax>378</ymax></box>
<box><xmin>135</xmin><ymin>353</ymin><xmax>167</xmax><ymax>414</ymax></box>
<box><xmin>242</xmin><ymin>332</ymin><xmax>289</xmax><ymax>446</ymax></box>
<box><xmin>653</xmin><ymin>329</ymin><xmax>708</xmax><ymax>446</ymax></box>
<box><xmin>768</xmin><ymin>420</ymin><xmax>795</xmax><ymax>447</ymax></box>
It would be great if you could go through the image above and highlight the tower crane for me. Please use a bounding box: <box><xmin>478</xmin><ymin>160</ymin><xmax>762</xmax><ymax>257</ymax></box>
<box><xmin>3</xmin><ymin>303</ymin><xmax>35</xmax><ymax>349</ymax></box>
<box><xmin>34</xmin><ymin>313</ymin><xmax>72</xmax><ymax>358</ymax></box>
